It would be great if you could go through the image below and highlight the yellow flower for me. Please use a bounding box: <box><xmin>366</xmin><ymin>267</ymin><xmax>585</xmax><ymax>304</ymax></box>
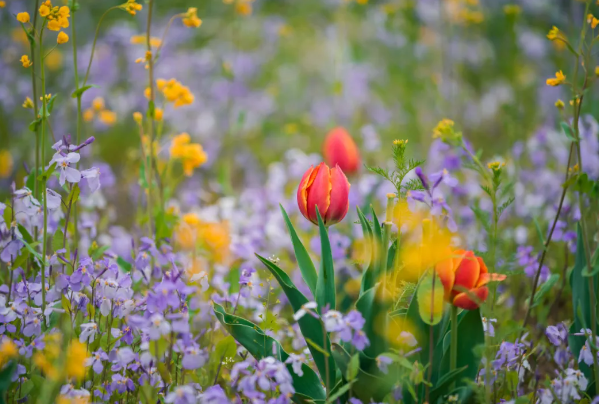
<box><xmin>39</xmin><ymin>2</ymin><xmax>51</xmax><ymax>17</ymax></box>
<box><xmin>170</xmin><ymin>133</ymin><xmax>208</xmax><ymax>176</ymax></box>
<box><xmin>65</xmin><ymin>340</ymin><xmax>88</xmax><ymax>381</ymax></box>
<box><xmin>0</xmin><ymin>2</ymin><xmax>5</xmax><ymax>8</ymax></box>
<box><xmin>595</xmin><ymin>66</ymin><xmax>599</xmax><ymax>77</ymax></box>
<box><xmin>130</xmin><ymin>35</ymin><xmax>162</xmax><ymax>47</ymax></box>
<box><xmin>182</xmin><ymin>7</ymin><xmax>202</xmax><ymax>28</ymax></box>
<box><xmin>45</xmin><ymin>50</ymin><xmax>63</xmax><ymax>71</ymax></box>
<box><xmin>154</xmin><ymin>108</ymin><xmax>163</xmax><ymax>121</ymax></box>
<box><xmin>16</xmin><ymin>12</ymin><xmax>31</xmax><ymax>23</ymax></box>
<box><xmin>92</xmin><ymin>97</ymin><xmax>105</xmax><ymax>111</ymax></box>
<box><xmin>432</xmin><ymin>118</ymin><xmax>462</xmax><ymax>144</ymax></box>
<box><xmin>547</xmin><ymin>26</ymin><xmax>559</xmax><ymax>40</ymax></box>
<box><xmin>58</xmin><ymin>5</ymin><xmax>70</xmax><ymax>18</ymax></box>
<box><xmin>22</xmin><ymin>97</ymin><xmax>34</xmax><ymax>109</ymax></box>
<box><xmin>20</xmin><ymin>55</ymin><xmax>33</xmax><ymax>68</ymax></box>
<box><xmin>546</xmin><ymin>70</ymin><xmax>566</xmax><ymax>86</ymax></box>
<box><xmin>83</xmin><ymin>109</ymin><xmax>94</xmax><ymax>122</ymax></box>
<box><xmin>235</xmin><ymin>0</ymin><xmax>253</xmax><ymax>16</ymax></box>
<box><xmin>47</xmin><ymin>19</ymin><xmax>61</xmax><ymax>31</ymax></box>
<box><xmin>158</xmin><ymin>78</ymin><xmax>194</xmax><ymax>108</ymax></box>
<box><xmin>99</xmin><ymin>110</ymin><xmax>116</xmax><ymax>126</ymax></box>
<box><xmin>133</xmin><ymin>111</ymin><xmax>143</xmax><ymax>124</ymax></box>
<box><xmin>57</xmin><ymin>31</ymin><xmax>69</xmax><ymax>44</ymax></box>
<box><xmin>0</xmin><ymin>151</ymin><xmax>14</xmax><ymax>178</ymax></box>
<box><xmin>33</xmin><ymin>352</ymin><xmax>59</xmax><ymax>380</ymax></box>
<box><xmin>124</xmin><ymin>0</ymin><xmax>143</xmax><ymax>15</ymax></box>
<box><xmin>0</xmin><ymin>339</ymin><xmax>18</xmax><ymax>367</ymax></box>
<box><xmin>487</xmin><ymin>161</ymin><xmax>505</xmax><ymax>172</ymax></box>
<box><xmin>503</xmin><ymin>4</ymin><xmax>521</xmax><ymax>15</ymax></box>
<box><xmin>555</xmin><ymin>99</ymin><xmax>565</xmax><ymax>109</ymax></box>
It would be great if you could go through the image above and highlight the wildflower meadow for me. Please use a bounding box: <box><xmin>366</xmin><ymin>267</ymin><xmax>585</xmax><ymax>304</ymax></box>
<box><xmin>1</xmin><ymin>0</ymin><xmax>599</xmax><ymax>403</ymax></box>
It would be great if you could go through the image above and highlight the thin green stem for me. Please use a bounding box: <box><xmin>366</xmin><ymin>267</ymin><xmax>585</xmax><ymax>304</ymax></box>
<box><xmin>39</xmin><ymin>25</ymin><xmax>47</xmax><ymax>323</ymax></box>
<box><xmin>449</xmin><ymin>304</ymin><xmax>458</xmax><ymax>389</ymax></box>
<box><xmin>31</xmin><ymin>0</ymin><xmax>41</xmax><ymax>204</ymax></box>
<box><xmin>82</xmin><ymin>6</ymin><xmax>119</xmax><ymax>87</ymax></box>
<box><xmin>72</xmin><ymin>1</ymin><xmax>82</xmax><ymax>250</ymax></box>
<box><xmin>145</xmin><ymin>0</ymin><xmax>156</xmax><ymax>237</ymax></box>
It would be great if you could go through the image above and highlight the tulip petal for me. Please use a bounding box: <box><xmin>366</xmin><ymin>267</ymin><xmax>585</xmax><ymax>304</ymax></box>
<box><xmin>435</xmin><ymin>258</ymin><xmax>455</xmax><ymax>300</ymax></box>
<box><xmin>452</xmin><ymin>286</ymin><xmax>489</xmax><ymax>310</ymax></box>
<box><xmin>323</xmin><ymin>127</ymin><xmax>360</xmax><ymax>174</ymax></box>
<box><xmin>324</xmin><ymin>165</ymin><xmax>350</xmax><ymax>225</ymax></box>
<box><xmin>297</xmin><ymin>165</ymin><xmax>315</xmax><ymax>222</ymax></box>
<box><xmin>453</xmin><ymin>250</ymin><xmax>480</xmax><ymax>292</ymax></box>
<box><xmin>477</xmin><ymin>273</ymin><xmax>507</xmax><ymax>287</ymax></box>
<box><xmin>306</xmin><ymin>162</ymin><xmax>331</xmax><ymax>224</ymax></box>
<box><xmin>477</xmin><ymin>256</ymin><xmax>488</xmax><ymax>274</ymax></box>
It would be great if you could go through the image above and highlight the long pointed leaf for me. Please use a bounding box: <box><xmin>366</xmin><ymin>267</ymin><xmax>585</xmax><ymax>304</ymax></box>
<box><xmin>280</xmin><ymin>205</ymin><xmax>318</xmax><ymax>295</ymax></box>
<box><xmin>357</xmin><ymin>207</ymin><xmax>375</xmax><ymax>293</ymax></box>
<box><xmin>315</xmin><ymin>208</ymin><xmax>335</xmax><ymax>313</ymax></box>
<box><xmin>213</xmin><ymin>303</ymin><xmax>326</xmax><ymax>401</ymax></box>
<box><xmin>256</xmin><ymin>254</ymin><xmax>337</xmax><ymax>390</ymax></box>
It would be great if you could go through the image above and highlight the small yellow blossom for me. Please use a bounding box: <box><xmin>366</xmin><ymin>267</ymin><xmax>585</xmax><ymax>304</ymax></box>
<box><xmin>22</xmin><ymin>97</ymin><xmax>34</xmax><ymax>109</ymax></box>
<box><xmin>393</xmin><ymin>139</ymin><xmax>408</xmax><ymax>146</ymax></box>
<box><xmin>0</xmin><ymin>339</ymin><xmax>18</xmax><ymax>367</ymax></box>
<box><xmin>546</xmin><ymin>70</ymin><xmax>566</xmax><ymax>86</ymax></box>
<box><xmin>570</xmin><ymin>98</ymin><xmax>581</xmax><ymax>106</ymax></box>
<box><xmin>156</xmin><ymin>78</ymin><xmax>194</xmax><ymax>108</ymax></box>
<box><xmin>16</xmin><ymin>12</ymin><xmax>31</xmax><ymax>23</ymax></box>
<box><xmin>487</xmin><ymin>161</ymin><xmax>505</xmax><ymax>171</ymax></box>
<box><xmin>182</xmin><ymin>7</ymin><xmax>202</xmax><ymax>28</ymax></box>
<box><xmin>133</xmin><ymin>111</ymin><xmax>143</xmax><ymax>124</ymax></box>
<box><xmin>235</xmin><ymin>0</ymin><xmax>254</xmax><ymax>16</ymax></box>
<box><xmin>92</xmin><ymin>97</ymin><xmax>105</xmax><ymax>111</ymax></box>
<box><xmin>170</xmin><ymin>133</ymin><xmax>208</xmax><ymax>176</ymax></box>
<box><xmin>555</xmin><ymin>99</ymin><xmax>565</xmax><ymax>109</ymax></box>
<box><xmin>0</xmin><ymin>150</ymin><xmax>13</xmax><ymax>177</ymax></box>
<box><xmin>40</xmin><ymin>94</ymin><xmax>52</xmax><ymax>102</ymax></box>
<box><xmin>20</xmin><ymin>55</ymin><xmax>33</xmax><ymax>68</ymax></box>
<box><xmin>65</xmin><ymin>340</ymin><xmax>88</xmax><ymax>381</ymax></box>
<box><xmin>503</xmin><ymin>4</ymin><xmax>521</xmax><ymax>15</ymax></box>
<box><xmin>154</xmin><ymin>108</ymin><xmax>163</xmax><ymax>121</ymax></box>
<box><xmin>83</xmin><ymin>109</ymin><xmax>94</xmax><ymax>122</ymax></box>
<box><xmin>130</xmin><ymin>35</ymin><xmax>162</xmax><ymax>47</ymax></box>
<box><xmin>45</xmin><ymin>50</ymin><xmax>63</xmax><ymax>71</ymax></box>
<box><xmin>124</xmin><ymin>0</ymin><xmax>143</xmax><ymax>15</ymax></box>
<box><xmin>432</xmin><ymin>118</ymin><xmax>462</xmax><ymax>144</ymax></box>
<box><xmin>99</xmin><ymin>110</ymin><xmax>117</xmax><ymax>126</ymax></box>
<box><xmin>595</xmin><ymin>66</ymin><xmax>599</xmax><ymax>77</ymax></box>
<box><xmin>39</xmin><ymin>2</ymin><xmax>51</xmax><ymax>17</ymax></box>
<box><xmin>0</xmin><ymin>2</ymin><xmax>5</xmax><ymax>8</ymax></box>
<box><xmin>547</xmin><ymin>26</ymin><xmax>559</xmax><ymax>40</ymax></box>
<box><xmin>57</xmin><ymin>31</ymin><xmax>69</xmax><ymax>44</ymax></box>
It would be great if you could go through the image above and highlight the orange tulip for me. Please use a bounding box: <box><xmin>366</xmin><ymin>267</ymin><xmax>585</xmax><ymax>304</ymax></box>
<box><xmin>297</xmin><ymin>162</ymin><xmax>350</xmax><ymax>226</ymax></box>
<box><xmin>323</xmin><ymin>127</ymin><xmax>361</xmax><ymax>174</ymax></box>
<box><xmin>435</xmin><ymin>249</ymin><xmax>506</xmax><ymax>310</ymax></box>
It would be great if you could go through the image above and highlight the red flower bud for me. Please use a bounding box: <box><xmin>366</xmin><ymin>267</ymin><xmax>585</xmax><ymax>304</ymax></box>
<box><xmin>297</xmin><ymin>162</ymin><xmax>350</xmax><ymax>226</ymax></box>
<box><xmin>323</xmin><ymin>127</ymin><xmax>361</xmax><ymax>174</ymax></box>
<box><xmin>435</xmin><ymin>249</ymin><xmax>506</xmax><ymax>310</ymax></box>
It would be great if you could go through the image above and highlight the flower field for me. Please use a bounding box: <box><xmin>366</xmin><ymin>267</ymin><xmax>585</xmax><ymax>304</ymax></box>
<box><xmin>1</xmin><ymin>0</ymin><xmax>599</xmax><ymax>403</ymax></box>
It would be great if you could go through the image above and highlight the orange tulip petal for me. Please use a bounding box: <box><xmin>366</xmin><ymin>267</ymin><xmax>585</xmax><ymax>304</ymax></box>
<box><xmin>323</xmin><ymin>127</ymin><xmax>361</xmax><ymax>174</ymax></box>
<box><xmin>297</xmin><ymin>165</ymin><xmax>314</xmax><ymax>222</ymax></box>
<box><xmin>453</xmin><ymin>251</ymin><xmax>480</xmax><ymax>292</ymax></box>
<box><xmin>306</xmin><ymin>162</ymin><xmax>331</xmax><ymax>224</ymax></box>
<box><xmin>452</xmin><ymin>286</ymin><xmax>489</xmax><ymax>310</ymax></box>
<box><xmin>324</xmin><ymin>165</ymin><xmax>350</xmax><ymax>225</ymax></box>
<box><xmin>477</xmin><ymin>256</ymin><xmax>488</xmax><ymax>275</ymax></box>
<box><xmin>435</xmin><ymin>258</ymin><xmax>455</xmax><ymax>300</ymax></box>
<box><xmin>477</xmin><ymin>273</ymin><xmax>507</xmax><ymax>287</ymax></box>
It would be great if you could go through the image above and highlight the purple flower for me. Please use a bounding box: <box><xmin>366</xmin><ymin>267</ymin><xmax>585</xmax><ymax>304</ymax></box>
<box><xmin>85</xmin><ymin>349</ymin><xmax>108</xmax><ymax>374</ymax></box>
<box><xmin>546</xmin><ymin>323</ymin><xmax>568</xmax><ymax>346</ymax></box>
<box><xmin>110</xmin><ymin>373</ymin><xmax>135</xmax><ymax>394</ymax></box>
<box><xmin>182</xmin><ymin>345</ymin><xmax>208</xmax><ymax>370</ymax></box>
<box><xmin>376</xmin><ymin>355</ymin><xmax>393</xmax><ymax>374</ymax></box>
<box><xmin>165</xmin><ymin>385</ymin><xmax>197</xmax><ymax>404</ymax></box>
<box><xmin>50</xmin><ymin>152</ymin><xmax>82</xmax><ymax>186</ymax></box>
<box><xmin>200</xmin><ymin>385</ymin><xmax>229</xmax><ymax>404</ymax></box>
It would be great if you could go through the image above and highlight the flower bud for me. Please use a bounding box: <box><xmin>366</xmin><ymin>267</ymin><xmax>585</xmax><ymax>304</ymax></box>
<box><xmin>297</xmin><ymin>162</ymin><xmax>350</xmax><ymax>226</ymax></box>
<box><xmin>323</xmin><ymin>127</ymin><xmax>360</xmax><ymax>174</ymax></box>
<box><xmin>435</xmin><ymin>249</ymin><xmax>506</xmax><ymax>310</ymax></box>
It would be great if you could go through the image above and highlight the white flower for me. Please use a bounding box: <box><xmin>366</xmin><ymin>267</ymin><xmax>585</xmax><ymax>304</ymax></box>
<box><xmin>285</xmin><ymin>353</ymin><xmax>305</xmax><ymax>376</ymax></box>
<box><xmin>148</xmin><ymin>313</ymin><xmax>171</xmax><ymax>340</ymax></box>
<box><xmin>80</xmin><ymin>322</ymin><xmax>98</xmax><ymax>343</ymax></box>
<box><xmin>45</xmin><ymin>189</ymin><xmax>62</xmax><ymax>210</ymax></box>
<box><xmin>81</xmin><ymin>167</ymin><xmax>101</xmax><ymax>192</ymax></box>
<box><xmin>50</xmin><ymin>152</ymin><xmax>81</xmax><ymax>186</ymax></box>
<box><xmin>293</xmin><ymin>301</ymin><xmax>317</xmax><ymax>321</ymax></box>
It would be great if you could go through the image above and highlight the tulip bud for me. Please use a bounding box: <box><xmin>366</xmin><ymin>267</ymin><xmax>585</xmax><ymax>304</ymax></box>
<box><xmin>297</xmin><ymin>162</ymin><xmax>350</xmax><ymax>226</ymax></box>
<box><xmin>435</xmin><ymin>249</ymin><xmax>506</xmax><ymax>310</ymax></box>
<box><xmin>323</xmin><ymin>127</ymin><xmax>361</xmax><ymax>174</ymax></box>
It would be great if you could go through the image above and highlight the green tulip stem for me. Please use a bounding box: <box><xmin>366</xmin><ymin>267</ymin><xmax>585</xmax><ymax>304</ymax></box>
<box><xmin>450</xmin><ymin>304</ymin><xmax>458</xmax><ymax>389</ymax></box>
<box><xmin>380</xmin><ymin>193</ymin><xmax>396</xmax><ymax>301</ymax></box>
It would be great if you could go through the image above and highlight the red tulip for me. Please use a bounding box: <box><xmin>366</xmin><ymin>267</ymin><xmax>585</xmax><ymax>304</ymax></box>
<box><xmin>435</xmin><ymin>250</ymin><xmax>506</xmax><ymax>310</ymax></box>
<box><xmin>297</xmin><ymin>162</ymin><xmax>350</xmax><ymax>226</ymax></box>
<box><xmin>323</xmin><ymin>127</ymin><xmax>361</xmax><ymax>174</ymax></box>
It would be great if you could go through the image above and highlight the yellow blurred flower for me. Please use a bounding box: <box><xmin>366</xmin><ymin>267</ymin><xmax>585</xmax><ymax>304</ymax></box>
<box><xmin>503</xmin><ymin>4</ymin><xmax>521</xmax><ymax>15</ymax></box>
<box><xmin>547</xmin><ymin>26</ymin><xmax>559</xmax><ymax>40</ymax></box>
<box><xmin>22</xmin><ymin>97</ymin><xmax>34</xmax><ymax>109</ymax></box>
<box><xmin>20</xmin><ymin>55</ymin><xmax>33</xmax><ymax>68</ymax></box>
<box><xmin>0</xmin><ymin>339</ymin><xmax>17</xmax><ymax>367</ymax></box>
<box><xmin>45</xmin><ymin>50</ymin><xmax>63</xmax><ymax>71</ymax></box>
<box><xmin>65</xmin><ymin>340</ymin><xmax>88</xmax><ymax>381</ymax></box>
<box><xmin>546</xmin><ymin>70</ymin><xmax>565</xmax><ymax>86</ymax></box>
<box><xmin>99</xmin><ymin>110</ymin><xmax>117</xmax><ymax>126</ymax></box>
<box><xmin>133</xmin><ymin>111</ymin><xmax>143</xmax><ymax>124</ymax></box>
<box><xmin>39</xmin><ymin>2</ymin><xmax>51</xmax><ymax>17</ymax></box>
<box><xmin>154</xmin><ymin>108</ymin><xmax>163</xmax><ymax>121</ymax></box>
<box><xmin>182</xmin><ymin>7</ymin><xmax>202</xmax><ymax>28</ymax></box>
<box><xmin>0</xmin><ymin>2</ymin><xmax>5</xmax><ymax>8</ymax></box>
<box><xmin>57</xmin><ymin>31</ymin><xmax>69</xmax><ymax>44</ymax></box>
<box><xmin>124</xmin><ymin>0</ymin><xmax>143</xmax><ymax>15</ymax></box>
<box><xmin>130</xmin><ymin>35</ymin><xmax>162</xmax><ymax>47</ymax></box>
<box><xmin>16</xmin><ymin>12</ymin><xmax>31</xmax><ymax>23</ymax></box>
<box><xmin>155</xmin><ymin>78</ymin><xmax>194</xmax><ymax>108</ymax></box>
<box><xmin>84</xmin><ymin>98</ymin><xmax>116</xmax><ymax>126</ymax></box>
<box><xmin>0</xmin><ymin>150</ymin><xmax>14</xmax><ymax>178</ymax></box>
<box><xmin>555</xmin><ymin>99</ymin><xmax>565</xmax><ymax>109</ymax></box>
<box><xmin>170</xmin><ymin>133</ymin><xmax>208</xmax><ymax>176</ymax></box>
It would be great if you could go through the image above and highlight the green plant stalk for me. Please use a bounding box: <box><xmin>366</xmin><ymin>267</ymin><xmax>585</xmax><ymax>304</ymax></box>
<box><xmin>39</xmin><ymin>25</ymin><xmax>47</xmax><ymax>323</ymax></box>
<box><xmin>82</xmin><ymin>6</ymin><xmax>119</xmax><ymax>87</ymax></box>
<box><xmin>449</xmin><ymin>304</ymin><xmax>458</xmax><ymax>389</ymax></box>
<box><xmin>146</xmin><ymin>0</ymin><xmax>156</xmax><ymax>237</ymax></box>
<box><xmin>72</xmin><ymin>2</ymin><xmax>82</xmax><ymax>250</ymax></box>
<box><xmin>31</xmin><ymin>0</ymin><xmax>41</xmax><ymax>204</ymax></box>
<box><xmin>381</xmin><ymin>193</ymin><xmax>395</xmax><ymax>300</ymax></box>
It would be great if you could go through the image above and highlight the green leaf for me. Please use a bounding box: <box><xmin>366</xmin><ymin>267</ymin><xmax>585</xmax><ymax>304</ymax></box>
<box><xmin>213</xmin><ymin>303</ymin><xmax>326</xmax><ymax>401</ymax></box>
<box><xmin>46</xmin><ymin>94</ymin><xmax>58</xmax><ymax>115</ymax></box>
<box><xmin>325</xmin><ymin>380</ymin><xmax>354</xmax><ymax>404</ymax></box>
<box><xmin>370</xmin><ymin>206</ymin><xmax>384</xmax><ymax>282</ymax></box>
<box><xmin>90</xmin><ymin>245</ymin><xmax>110</xmax><ymax>261</ymax></box>
<box><xmin>440</xmin><ymin>308</ymin><xmax>485</xmax><ymax>388</ymax></box>
<box><xmin>17</xmin><ymin>224</ymin><xmax>32</xmax><ymax>243</ymax></box>
<box><xmin>357</xmin><ymin>206</ymin><xmax>375</xmax><ymax>294</ymax></box>
<box><xmin>71</xmin><ymin>84</ymin><xmax>99</xmax><ymax>99</ymax></box>
<box><xmin>417</xmin><ymin>270</ymin><xmax>444</xmax><ymax>325</ymax></box>
<box><xmin>214</xmin><ymin>335</ymin><xmax>237</xmax><ymax>361</ymax></box>
<box><xmin>533</xmin><ymin>217</ymin><xmax>545</xmax><ymax>245</ymax></box>
<box><xmin>11</xmin><ymin>250</ymin><xmax>29</xmax><ymax>271</ymax></box>
<box><xmin>29</xmin><ymin>118</ymin><xmax>42</xmax><ymax>132</ymax></box>
<box><xmin>117</xmin><ymin>256</ymin><xmax>133</xmax><ymax>272</ymax></box>
<box><xmin>0</xmin><ymin>361</ymin><xmax>16</xmax><ymax>403</ymax></box>
<box><xmin>280</xmin><ymin>205</ymin><xmax>318</xmax><ymax>295</ymax></box>
<box><xmin>347</xmin><ymin>354</ymin><xmax>360</xmax><ymax>381</ymax></box>
<box><xmin>355</xmin><ymin>283</ymin><xmax>387</xmax><ymax>357</ymax></box>
<box><xmin>429</xmin><ymin>365</ymin><xmax>468</xmax><ymax>403</ymax></box>
<box><xmin>157</xmin><ymin>362</ymin><xmax>172</xmax><ymax>384</ymax></box>
<box><xmin>568</xmin><ymin>224</ymin><xmax>597</xmax><ymax>394</ymax></box>
<box><xmin>2</xmin><ymin>204</ymin><xmax>11</xmax><ymax>227</ymax></box>
<box><xmin>67</xmin><ymin>184</ymin><xmax>80</xmax><ymax>205</ymax></box>
<box><xmin>256</xmin><ymin>254</ymin><xmax>336</xmax><ymax>390</ymax></box>
<box><xmin>147</xmin><ymin>100</ymin><xmax>155</xmax><ymax>119</ymax></box>
<box><xmin>315</xmin><ymin>207</ymin><xmax>335</xmax><ymax>313</ymax></box>
<box><xmin>531</xmin><ymin>274</ymin><xmax>559</xmax><ymax>307</ymax></box>
<box><xmin>561</xmin><ymin>121</ymin><xmax>579</xmax><ymax>142</ymax></box>
<box><xmin>53</xmin><ymin>229</ymin><xmax>65</xmax><ymax>252</ymax></box>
